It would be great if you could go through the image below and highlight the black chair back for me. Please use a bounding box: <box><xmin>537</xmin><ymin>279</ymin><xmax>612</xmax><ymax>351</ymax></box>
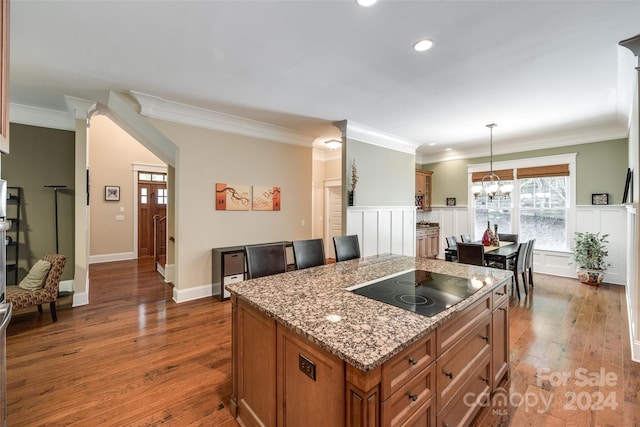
<box><xmin>333</xmin><ymin>235</ymin><xmax>361</xmax><ymax>262</ymax></box>
<box><xmin>460</xmin><ymin>234</ymin><xmax>472</xmax><ymax>243</ymax></box>
<box><xmin>446</xmin><ymin>236</ymin><xmax>458</xmax><ymax>248</ymax></box>
<box><xmin>245</xmin><ymin>242</ymin><xmax>287</xmax><ymax>279</ymax></box>
<box><xmin>525</xmin><ymin>238</ymin><xmax>536</xmax><ymax>286</ymax></box>
<box><xmin>456</xmin><ymin>242</ymin><xmax>485</xmax><ymax>266</ymax></box>
<box><xmin>498</xmin><ymin>233</ymin><xmax>518</xmax><ymax>244</ymax></box>
<box><xmin>292</xmin><ymin>238</ymin><xmax>326</xmax><ymax>270</ymax></box>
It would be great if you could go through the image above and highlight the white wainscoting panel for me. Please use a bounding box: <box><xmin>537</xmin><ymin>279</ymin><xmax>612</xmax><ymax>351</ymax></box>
<box><xmin>421</xmin><ymin>206</ymin><xmax>470</xmax><ymax>258</ymax></box>
<box><xmin>346</xmin><ymin>207</ymin><xmax>416</xmax><ymax>257</ymax></box>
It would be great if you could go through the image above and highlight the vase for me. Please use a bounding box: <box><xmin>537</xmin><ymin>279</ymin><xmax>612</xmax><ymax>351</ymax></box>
<box><xmin>576</xmin><ymin>268</ymin><xmax>604</xmax><ymax>286</ymax></box>
<box><xmin>348</xmin><ymin>191</ymin><xmax>354</xmax><ymax>207</ymax></box>
<box><xmin>482</xmin><ymin>221</ymin><xmax>492</xmax><ymax>246</ymax></box>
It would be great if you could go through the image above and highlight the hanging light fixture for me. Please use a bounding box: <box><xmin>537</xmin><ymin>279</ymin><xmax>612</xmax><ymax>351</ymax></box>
<box><xmin>471</xmin><ymin>124</ymin><xmax>513</xmax><ymax>200</ymax></box>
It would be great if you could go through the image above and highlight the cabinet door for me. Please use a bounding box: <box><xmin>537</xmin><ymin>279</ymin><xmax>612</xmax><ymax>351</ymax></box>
<box><xmin>277</xmin><ymin>326</ymin><xmax>345</xmax><ymax>427</ymax></box>
<box><xmin>492</xmin><ymin>298</ymin><xmax>509</xmax><ymax>389</ymax></box>
<box><xmin>415</xmin><ymin>172</ymin><xmax>426</xmax><ymax>195</ymax></box>
<box><xmin>416</xmin><ymin>235</ymin><xmax>427</xmax><ymax>258</ymax></box>
<box><xmin>426</xmin><ymin>231</ymin><xmax>439</xmax><ymax>258</ymax></box>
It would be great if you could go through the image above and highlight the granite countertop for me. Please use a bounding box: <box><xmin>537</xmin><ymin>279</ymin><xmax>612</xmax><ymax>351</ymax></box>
<box><xmin>226</xmin><ymin>255</ymin><xmax>512</xmax><ymax>371</ymax></box>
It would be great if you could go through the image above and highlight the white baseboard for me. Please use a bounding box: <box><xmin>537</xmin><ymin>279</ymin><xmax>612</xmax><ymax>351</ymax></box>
<box><xmin>173</xmin><ymin>283</ymin><xmax>213</xmax><ymax>303</ymax></box>
<box><xmin>89</xmin><ymin>252</ymin><xmax>135</xmax><ymax>264</ymax></box>
<box><xmin>59</xmin><ymin>279</ymin><xmax>74</xmax><ymax>293</ymax></box>
<box><xmin>72</xmin><ymin>291</ymin><xmax>88</xmax><ymax>307</ymax></box>
<box><xmin>164</xmin><ymin>263</ymin><xmax>175</xmax><ymax>284</ymax></box>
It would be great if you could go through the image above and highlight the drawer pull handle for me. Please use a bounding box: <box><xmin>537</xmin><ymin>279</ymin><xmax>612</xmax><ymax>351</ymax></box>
<box><xmin>444</xmin><ymin>371</ymin><xmax>453</xmax><ymax>379</ymax></box>
<box><xmin>499</xmin><ymin>307</ymin><xmax>507</xmax><ymax>312</ymax></box>
<box><xmin>408</xmin><ymin>357</ymin><xmax>418</xmax><ymax>365</ymax></box>
<box><xmin>408</xmin><ymin>392</ymin><xmax>418</xmax><ymax>401</ymax></box>
<box><xmin>481</xmin><ymin>335</ymin><xmax>489</xmax><ymax>342</ymax></box>
<box><xmin>495</xmin><ymin>292</ymin><xmax>505</xmax><ymax>296</ymax></box>
<box><xmin>481</xmin><ymin>376</ymin><xmax>490</xmax><ymax>384</ymax></box>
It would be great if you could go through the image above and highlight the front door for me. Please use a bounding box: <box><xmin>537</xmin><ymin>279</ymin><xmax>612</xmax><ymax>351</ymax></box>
<box><xmin>138</xmin><ymin>172</ymin><xmax>167</xmax><ymax>260</ymax></box>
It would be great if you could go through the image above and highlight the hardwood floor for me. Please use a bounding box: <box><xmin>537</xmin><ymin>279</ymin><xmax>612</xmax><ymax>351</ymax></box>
<box><xmin>6</xmin><ymin>258</ymin><xmax>640</xmax><ymax>426</ymax></box>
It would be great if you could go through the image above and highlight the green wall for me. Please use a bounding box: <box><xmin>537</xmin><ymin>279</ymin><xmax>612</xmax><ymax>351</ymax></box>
<box><xmin>345</xmin><ymin>138</ymin><xmax>415</xmax><ymax>206</ymax></box>
<box><xmin>420</xmin><ymin>138</ymin><xmax>628</xmax><ymax>206</ymax></box>
<box><xmin>1</xmin><ymin>123</ymin><xmax>75</xmax><ymax>282</ymax></box>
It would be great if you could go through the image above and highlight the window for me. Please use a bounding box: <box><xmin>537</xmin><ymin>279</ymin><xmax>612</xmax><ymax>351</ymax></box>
<box><xmin>140</xmin><ymin>187</ymin><xmax>148</xmax><ymax>204</ymax></box>
<box><xmin>157</xmin><ymin>188</ymin><xmax>167</xmax><ymax>205</ymax></box>
<box><xmin>469</xmin><ymin>154</ymin><xmax>576</xmax><ymax>252</ymax></box>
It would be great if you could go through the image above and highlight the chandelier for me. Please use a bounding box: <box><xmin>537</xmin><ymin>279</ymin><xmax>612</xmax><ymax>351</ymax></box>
<box><xmin>471</xmin><ymin>124</ymin><xmax>513</xmax><ymax>200</ymax></box>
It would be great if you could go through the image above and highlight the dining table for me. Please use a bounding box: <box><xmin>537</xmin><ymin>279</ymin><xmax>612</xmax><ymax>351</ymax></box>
<box><xmin>445</xmin><ymin>240</ymin><xmax>518</xmax><ymax>269</ymax></box>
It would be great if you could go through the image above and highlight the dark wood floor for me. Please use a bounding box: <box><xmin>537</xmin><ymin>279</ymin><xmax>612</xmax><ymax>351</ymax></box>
<box><xmin>6</xmin><ymin>258</ymin><xmax>640</xmax><ymax>426</ymax></box>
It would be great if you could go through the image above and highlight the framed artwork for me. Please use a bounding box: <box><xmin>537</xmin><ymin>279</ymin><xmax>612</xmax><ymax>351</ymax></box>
<box><xmin>591</xmin><ymin>193</ymin><xmax>608</xmax><ymax>205</ymax></box>
<box><xmin>216</xmin><ymin>183</ymin><xmax>250</xmax><ymax>211</ymax></box>
<box><xmin>622</xmin><ymin>168</ymin><xmax>633</xmax><ymax>204</ymax></box>
<box><xmin>253</xmin><ymin>186</ymin><xmax>281</xmax><ymax>211</ymax></box>
<box><xmin>105</xmin><ymin>185</ymin><xmax>120</xmax><ymax>201</ymax></box>
<box><xmin>446</xmin><ymin>197</ymin><xmax>456</xmax><ymax>206</ymax></box>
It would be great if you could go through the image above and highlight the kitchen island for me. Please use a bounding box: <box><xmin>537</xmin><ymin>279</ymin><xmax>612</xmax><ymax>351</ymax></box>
<box><xmin>227</xmin><ymin>255</ymin><xmax>512</xmax><ymax>427</ymax></box>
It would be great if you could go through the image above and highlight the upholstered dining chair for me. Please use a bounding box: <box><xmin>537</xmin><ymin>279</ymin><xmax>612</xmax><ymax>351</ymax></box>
<box><xmin>456</xmin><ymin>242</ymin><xmax>485</xmax><ymax>266</ymax></box>
<box><xmin>6</xmin><ymin>253</ymin><xmax>67</xmax><ymax>322</ymax></box>
<box><xmin>292</xmin><ymin>238</ymin><xmax>326</xmax><ymax>270</ymax></box>
<box><xmin>460</xmin><ymin>233</ymin><xmax>472</xmax><ymax>243</ymax></box>
<box><xmin>498</xmin><ymin>233</ymin><xmax>519</xmax><ymax>244</ymax></box>
<box><xmin>510</xmin><ymin>241</ymin><xmax>530</xmax><ymax>299</ymax></box>
<box><xmin>333</xmin><ymin>235</ymin><xmax>361</xmax><ymax>262</ymax></box>
<box><xmin>446</xmin><ymin>236</ymin><xmax>458</xmax><ymax>249</ymax></box>
<box><xmin>245</xmin><ymin>242</ymin><xmax>288</xmax><ymax>279</ymax></box>
<box><xmin>524</xmin><ymin>239</ymin><xmax>536</xmax><ymax>288</ymax></box>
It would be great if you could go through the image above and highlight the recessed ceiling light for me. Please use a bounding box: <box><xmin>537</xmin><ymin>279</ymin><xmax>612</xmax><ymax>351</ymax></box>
<box><xmin>413</xmin><ymin>39</ymin><xmax>433</xmax><ymax>52</ymax></box>
<box><xmin>324</xmin><ymin>139</ymin><xmax>342</xmax><ymax>150</ymax></box>
<box><xmin>356</xmin><ymin>0</ymin><xmax>378</xmax><ymax>6</ymax></box>
<box><xmin>429</xmin><ymin>142</ymin><xmax>437</xmax><ymax>146</ymax></box>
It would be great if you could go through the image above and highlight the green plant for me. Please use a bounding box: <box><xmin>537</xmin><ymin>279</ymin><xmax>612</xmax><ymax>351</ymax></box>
<box><xmin>573</xmin><ymin>232</ymin><xmax>609</xmax><ymax>271</ymax></box>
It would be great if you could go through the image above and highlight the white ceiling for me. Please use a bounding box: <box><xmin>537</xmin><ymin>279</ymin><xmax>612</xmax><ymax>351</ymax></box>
<box><xmin>8</xmin><ymin>0</ymin><xmax>640</xmax><ymax>162</ymax></box>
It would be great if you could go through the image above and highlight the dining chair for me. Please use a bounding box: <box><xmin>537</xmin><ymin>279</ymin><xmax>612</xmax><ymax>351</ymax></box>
<box><xmin>498</xmin><ymin>233</ymin><xmax>518</xmax><ymax>244</ymax></box>
<box><xmin>333</xmin><ymin>235</ymin><xmax>361</xmax><ymax>262</ymax></box>
<box><xmin>456</xmin><ymin>242</ymin><xmax>485</xmax><ymax>266</ymax></box>
<box><xmin>446</xmin><ymin>236</ymin><xmax>458</xmax><ymax>248</ymax></box>
<box><xmin>525</xmin><ymin>238</ymin><xmax>536</xmax><ymax>288</ymax></box>
<box><xmin>245</xmin><ymin>242</ymin><xmax>288</xmax><ymax>279</ymax></box>
<box><xmin>460</xmin><ymin>233</ymin><xmax>472</xmax><ymax>243</ymax></box>
<box><xmin>292</xmin><ymin>238</ymin><xmax>326</xmax><ymax>270</ymax></box>
<box><xmin>510</xmin><ymin>241</ymin><xmax>529</xmax><ymax>299</ymax></box>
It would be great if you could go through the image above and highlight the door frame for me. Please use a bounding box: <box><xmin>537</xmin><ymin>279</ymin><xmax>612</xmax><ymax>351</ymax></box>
<box><xmin>132</xmin><ymin>163</ymin><xmax>168</xmax><ymax>258</ymax></box>
<box><xmin>324</xmin><ymin>179</ymin><xmax>342</xmax><ymax>257</ymax></box>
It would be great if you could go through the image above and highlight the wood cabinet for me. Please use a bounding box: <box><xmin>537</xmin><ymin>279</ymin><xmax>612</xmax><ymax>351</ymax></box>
<box><xmin>416</xmin><ymin>227</ymin><xmax>439</xmax><ymax>259</ymax></box>
<box><xmin>0</xmin><ymin>0</ymin><xmax>8</xmax><ymax>153</ymax></box>
<box><xmin>232</xmin><ymin>283</ymin><xmax>509</xmax><ymax>427</ymax></box>
<box><xmin>415</xmin><ymin>171</ymin><xmax>432</xmax><ymax>211</ymax></box>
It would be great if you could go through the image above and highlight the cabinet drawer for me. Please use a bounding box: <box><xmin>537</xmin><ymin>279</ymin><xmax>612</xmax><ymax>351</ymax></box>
<box><xmin>436</xmin><ymin>316</ymin><xmax>491</xmax><ymax>411</ymax></box>
<box><xmin>437</xmin><ymin>355</ymin><xmax>491</xmax><ymax>427</ymax></box>
<box><xmin>399</xmin><ymin>397</ymin><xmax>435</xmax><ymax>427</ymax></box>
<box><xmin>223</xmin><ymin>274</ymin><xmax>244</xmax><ymax>299</ymax></box>
<box><xmin>436</xmin><ymin>294</ymin><xmax>491</xmax><ymax>356</ymax></box>
<box><xmin>223</xmin><ymin>251</ymin><xmax>245</xmax><ymax>275</ymax></box>
<box><xmin>381</xmin><ymin>332</ymin><xmax>435</xmax><ymax>399</ymax></box>
<box><xmin>381</xmin><ymin>363</ymin><xmax>435</xmax><ymax>427</ymax></box>
<box><xmin>492</xmin><ymin>281</ymin><xmax>509</xmax><ymax>309</ymax></box>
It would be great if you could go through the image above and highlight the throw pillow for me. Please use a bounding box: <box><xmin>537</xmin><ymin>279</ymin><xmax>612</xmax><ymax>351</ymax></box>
<box><xmin>18</xmin><ymin>260</ymin><xmax>52</xmax><ymax>290</ymax></box>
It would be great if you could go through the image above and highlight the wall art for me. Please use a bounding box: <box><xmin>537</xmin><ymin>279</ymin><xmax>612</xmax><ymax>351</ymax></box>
<box><xmin>253</xmin><ymin>186</ymin><xmax>281</xmax><ymax>211</ymax></box>
<box><xmin>105</xmin><ymin>185</ymin><xmax>120</xmax><ymax>201</ymax></box>
<box><xmin>216</xmin><ymin>183</ymin><xmax>250</xmax><ymax>211</ymax></box>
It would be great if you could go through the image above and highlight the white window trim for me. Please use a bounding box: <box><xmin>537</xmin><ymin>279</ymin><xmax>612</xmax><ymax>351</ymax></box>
<box><xmin>467</xmin><ymin>153</ymin><xmax>577</xmax><ymax>251</ymax></box>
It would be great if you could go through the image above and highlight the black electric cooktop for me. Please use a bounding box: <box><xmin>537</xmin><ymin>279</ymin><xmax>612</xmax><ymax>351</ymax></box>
<box><xmin>348</xmin><ymin>269</ymin><xmax>478</xmax><ymax>317</ymax></box>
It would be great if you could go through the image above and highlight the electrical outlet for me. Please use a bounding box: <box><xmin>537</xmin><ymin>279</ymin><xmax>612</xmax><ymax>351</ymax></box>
<box><xmin>298</xmin><ymin>353</ymin><xmax>316</xmax><ymax>381</ymax></box>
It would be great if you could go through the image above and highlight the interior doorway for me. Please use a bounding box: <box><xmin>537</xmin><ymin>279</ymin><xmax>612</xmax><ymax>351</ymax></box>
<box><xmin>324</xmin><ymin>180</ymin><xmax>342</xmax><ymax>259</ymax></box>
<box><xmin>137</xmin><ymin>171</ymin><xmax>167</xmax><ymax>271</ymax></box>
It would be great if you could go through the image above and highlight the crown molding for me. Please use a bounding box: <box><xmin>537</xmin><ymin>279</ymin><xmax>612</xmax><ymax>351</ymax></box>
<box><xmin>416</xmin><ymin>120</ymin><xmax>628</xmax><ymax>164</ymax></box>
<box><xmin>9</xmin><ymin>103</ymin><xmax>75</xmax><ymax>131</ymax></box>
<box><xmin>337</xmin><ymin>120</ymin><xmax>420</xmax><ymax>155</ymax></box>
<box><xmin>130</xmin><ymin>91</ymin><xmax>314</xmax><ymax>147</ymax></box>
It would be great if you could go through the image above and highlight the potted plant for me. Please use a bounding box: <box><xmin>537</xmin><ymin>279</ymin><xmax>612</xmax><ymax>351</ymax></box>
<box><xmin>573</xmin><ymin>231</ymin><xmax>609</xmax><ymax>285</ymax></box>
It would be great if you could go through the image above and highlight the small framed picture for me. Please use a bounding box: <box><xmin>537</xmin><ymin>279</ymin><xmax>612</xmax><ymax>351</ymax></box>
<box><xmin>105</xmin><ymin>185</ymin><xmax>120</xmax><ymax>201</ymax></box>
<box><xmin>446</xmin><ymin>197</ymin><xmax>456</xmax><ymax>206</ymax></box>
<box><xmin>591</xmin><ymin>193</ymin><xmax>608</xmax><ymax>205</ymax></box>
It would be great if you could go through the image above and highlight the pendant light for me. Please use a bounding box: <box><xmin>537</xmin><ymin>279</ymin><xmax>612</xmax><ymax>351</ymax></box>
<box><xmin>471</xmin><ymin>124</ymin><xmax>513</xmax><ymax>200</ymax></box>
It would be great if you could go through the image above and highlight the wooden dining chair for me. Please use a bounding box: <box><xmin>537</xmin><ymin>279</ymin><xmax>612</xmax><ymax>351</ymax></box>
<box><xmin>292</xmin><ymin>238</ymin><xmax>326</xmax><ymax>270</ymax></box>
<box><xmin>456</xmin><ymin>242</ymin><xmax>485</xmax><ymax>266</ymax></box>
<box><xmin>245</xmin><ymin>242</ymin><xmax>288</xmax><ymax>279</ymax></box>
<box><xmin>333</xmin><ymin>235</ymin><xmax>361</xmax><ymax>262</ymax></box>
